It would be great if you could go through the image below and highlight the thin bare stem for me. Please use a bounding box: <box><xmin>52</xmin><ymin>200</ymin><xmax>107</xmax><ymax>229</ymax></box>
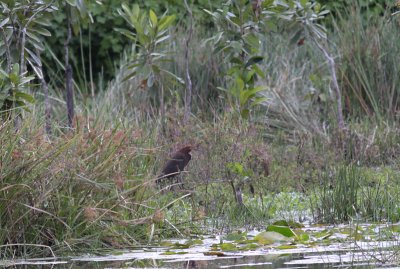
<box><xmin>183</xmin><ymin>0</ymin><xmax>193</xmax><ymax>124</ymax></box>
<box><xmin>313</xmin><ymin>39</ymin><xmax>345</xmax><ymax>130</ymax></box>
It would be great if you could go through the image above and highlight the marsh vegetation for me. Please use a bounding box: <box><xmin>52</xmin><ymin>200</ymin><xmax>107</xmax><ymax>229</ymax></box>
<box><xmin>1</xmin><ymin>0</ymin><xmax>400</xmax><ymax>266</ymax></box>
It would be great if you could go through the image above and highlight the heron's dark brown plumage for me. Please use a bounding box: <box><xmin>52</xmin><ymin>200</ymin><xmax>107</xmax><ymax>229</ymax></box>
<box><xmin>157</xmin><ymin>146</ymin><xmax>193</xmax><ymax>186</ymax></box>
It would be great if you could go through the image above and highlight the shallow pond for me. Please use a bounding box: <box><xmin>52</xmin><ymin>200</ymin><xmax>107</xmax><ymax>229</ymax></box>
<box><xmin>3</xmin><ymin>223</ymin><xmax>400</xmax><ymax>268</ymax></box>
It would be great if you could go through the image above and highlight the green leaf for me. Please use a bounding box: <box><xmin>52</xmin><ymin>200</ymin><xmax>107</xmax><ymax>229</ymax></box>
<box><xmin>158</xmin><ymin>15</ymin><xmax>176</xmax><ymax>31</ymax></box>
<box><xmin>155</xmin><ymin>34</ymin><xmax>170</xmax><ymax>45</ymax></box>
<box><xmin>149</xmin><ymin>10</ymin><xmax>158</xmax><ymax>27</ymax></box>
<box><xmin>244</xmin><ymin>69</ymin><xmax>256</xmax><ymax>82</ymax></box>
<box><xmin>15</xmin><ymin>92</ymin><xmax>35</xmax><ymax>103</ymax></box>
<box><xmin>9</xmin><ymin>73</ymin><xmax>19</xmax><ymax>85</ymax></box>
<box><xmin>122</xmin><ymin>71</ymin><xmax>137</xmax><ymax>82</ymax></box>
<box><xmin>245</xmin><ymin>56</ymin><xmax>264</xmax><ymax>68</ymax></box>
<box><xmin>251</xmin><ymin>97</ymin><xmax>268</xmax><ymax>107</ymax></box>
<box><xmin>114</xmin><ymin>28</ymin><xmax>136</xmax><ymax>41</ymax></box>
<box><xmin>240</xmin><ymin>86</ymin><xmax>265</xmax><ymax>107</ymax></box>
<box><xmin>31</xmin><ymin>26</ymin><xmax>51</xmax><ymax>37</ymax></box>
<box><xmin>243</xmin><ymin>33</ymin><xmax>260</xmax><ymax>49</ymax></box>
<box><xmin>0</xmin><ymin>17</ymin><xmax>10</xmax><ymax>28</ymax></box>
<box><xmin>300</xmin><ymin>0</ymin><xmax>308</xmax><ymax>8</ymax></box>
<box><xmin>236</xmin><ymin>77</ymin><xmax>245</xmax><ymax>91</ymax></box>
<box><xmin>11</xmin><ymin>63</ymin><xmax>20</xmax><ymax>75</ymax></box>
<box><xmin>132</xmin><ymin>4</ymin><xmax>140</xmax><ymax>19</ymax></box>
<box><xmin>162</xmin><ymin>69</ymin><xmax>185</xmax><ymax>85</ymax></box>
<box><xmin>240</xmin><ymin>108</ymin><xmax>249</xmax><ymax>119</ymax></box>
<box><xmin>65</xmin><ymin>0</ymin><xmax>76</xmax><ymax>6</ymax></box>
<box><xmin>266</xmin><ymin>225</ymin><xmax>297</xmax><ymax>238</ymax></box>
<box><xmin>254</xmin><ymin>231</ymin><xmax>293</xmax><ymax>245</ymax></box>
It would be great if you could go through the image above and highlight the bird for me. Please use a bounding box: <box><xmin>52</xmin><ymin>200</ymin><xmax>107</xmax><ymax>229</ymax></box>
<box><xmin>157</xmin><ymin>145</ymin><xmax>193</xmax><ymax>189</ymax></box>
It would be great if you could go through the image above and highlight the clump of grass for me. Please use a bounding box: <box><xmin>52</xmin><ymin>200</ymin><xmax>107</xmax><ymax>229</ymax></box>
<box><xmin>311</xmin><ymin>164</ymin><xmax>400</xmax><ymax>223</ymax></box>
<box><xmin>0</xmin><ymin>111</ymin><xmax>167</xmax><ymax>257</ymax></box>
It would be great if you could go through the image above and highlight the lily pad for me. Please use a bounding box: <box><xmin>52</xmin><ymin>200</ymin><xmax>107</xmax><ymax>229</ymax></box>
<box><xmin>203</xmin><ymin>251</ymin><xmax>226</xmax><ymax>256</ymax></box>
<box><xmin>275</xmin><ymin>245</ymin><xmax>297</xmax><ymax>250</ymax></box>
<box><xmin>254</xmin><ymin>231</ymin><xmax>293</xmax><ymax>245</ymax></box>
<box><xmin>225</xmin><ymin>231</ymin><xmax>247</xmax><ymax>241</ymax></box>
<box><xmin>162</xmin><ymin>251</ymin><xmax>188</xmax><ymax>255</ymax></box>
<box><xmin>273</xmin><ymin>220</ymin><xmax>304</xmax><ymax>228</ymax></box>
<box><xmin>185</xmin><ymin>239</ymin><xmax>204</xmax><ymax>245</ymax></box>
<box><xmin>239</xmin><ymin>243</ymin><xmax>259</xmax><ymax>250</ymax></box>
<box><xmin>220</xmin><ymin>243</ymin><xmax>238</xmax><ymax>251</ymax></box>
<box><xmin>266</xmin><ymin>225</ymin><xmax>297</xmax><ymax>238</ymax></box>
<box><xmin>171</xmin><ymin>243</ymin><xmax>190</xmax><ymax>249</ymax></box>
<box><xmin>296</xmin><ymin>232</ymin><xmax>310</xmax><ymax>242</ymax></box>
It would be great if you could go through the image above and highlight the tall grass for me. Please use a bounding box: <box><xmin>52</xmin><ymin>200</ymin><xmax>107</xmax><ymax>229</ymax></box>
<box><xmin>0</xmin><ymin>108</ymin><xmax>164</xmax><ymax>256</ymax></box>
<box><xmin>311</xmin><ymin>165</ymin><xmax>400</xmax><ymax>223</ymax></box>
<box><xmin>333</xmin><ymin>5</ymin><xmax>400</xmax><ymax>121</ymax></box>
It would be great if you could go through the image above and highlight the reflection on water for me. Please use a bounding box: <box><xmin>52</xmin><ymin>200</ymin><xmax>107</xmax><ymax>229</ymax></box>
<box><xmin>4</xmin><ymin>250</ymin><xmax>400</xmax><ymax>269</ymax></box>
<box><xmin>3</xmin><ymin>223</ymin><xmax>400</xmax><ymax>269</ymax></box>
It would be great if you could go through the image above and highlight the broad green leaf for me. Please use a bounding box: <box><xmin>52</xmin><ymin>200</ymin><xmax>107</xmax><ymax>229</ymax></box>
<box><xmin>149</xmin><ymin>10</ymin><xmax>158</xmax><ymax>27</ymax></box>
<box><xmin>253</xmin><ymin>65</ymin><xmax>265</xmax><ymax>77</ymax></box>
<box><xmin>254</xmin><ymin>231</ymin><xmax>293</xmax><ymax>245</ymax></box>
<box><xmin>122</xmin><ymin>71</ymin><xmax>137</xmax><ymax>82</ymax></box>
<box><xmin>236</xmin><ymin>77</ymin><xmax>244</xmax><ymax>91</ymax></box>
<box><xmin>15</xmin><ymin>92</ymin><xmax>35</xmax><ymax>103</ymax></box>
<box><xmin>114</xmin><ymin>28</ymin><xmax>136</xmax><ymax>41</ymax></box>
<box><xmin>132</xmin><ymin>4</ymin><xmax>140</xmax><ymax>19</ymax></box>
<box><xmin>31</xmin><ymin>26</ymin><xmax>51</xmax><ymax>37</ymax></box>
<box><xmin>266</xmin><ymin>225</ymin><xmax>297</xmax><ymax>238</ymax></box>
<box><xmin>34</xmin><ymin>17</ymin><xmax>52</xmax><ymax>27</ymax></box>
<box><xmin>243</xmin><ymin>33</ymin><xmax>260</xmax><ymax>49</ymax></box>
<box><xmin>244</xmin><ymin>69</ymin><xmax>256</xmax><ymax>82</ymax></box>
<box><xmin>300</xmin><ymin>0</ymin><xmax>308</xmax><ymax>8</ymax></box>
<box><xmin>158</xmin><ymin>15</ymin><xmax>176</xmax><ymax>31</ymax></box>
<box><xmin>240</xmin><ymin>86</ymin><xmax>265</xmax><ymax>106</ymax></box>
<box><xmin>121</xmin><ymin>3</ymin><xmax>131</xmax><ymax>15</ymax></box>
<box><xmin>26</xmin><ymin>30</ymin><xmax>42</xmax><ymax>44</ymax></box>
<box><xmin>19</xmin><ymin>76</ymin><xmax>35</xmax><ymax>85</ymax></box>
<box><xmin>245</xmin><ymin>56</ymin><xmax>264</xmax><ymax>68</ymax></box>
<box><xmin>155</xmin><ymin>34</ymin><xmax>170</xmax><ymax>45</ymax></box>
<box><xmin>251</xmin><ymin>97</ymin><xmax>268</xmax><ymax>107</ymax></box>
<box><xmin>25</xmin><ymin>48</ymin><xmax>41</xmax><ymax>67</ymax></box>
<box><xmin>0</xmin><ymin>17</ymin><xmax>10</xmax><ymax>28</ymax></box>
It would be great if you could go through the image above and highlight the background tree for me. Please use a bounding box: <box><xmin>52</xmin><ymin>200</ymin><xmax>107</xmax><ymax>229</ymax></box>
<box><xmin>116</xmin><ymin>3</ymin><xmax>182</xmax><ymax>128</ymax></box>
<box><xmin>0</xmin><ymin>0</ymin><xmax>56</xmax><ymax>126</ymax></box>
